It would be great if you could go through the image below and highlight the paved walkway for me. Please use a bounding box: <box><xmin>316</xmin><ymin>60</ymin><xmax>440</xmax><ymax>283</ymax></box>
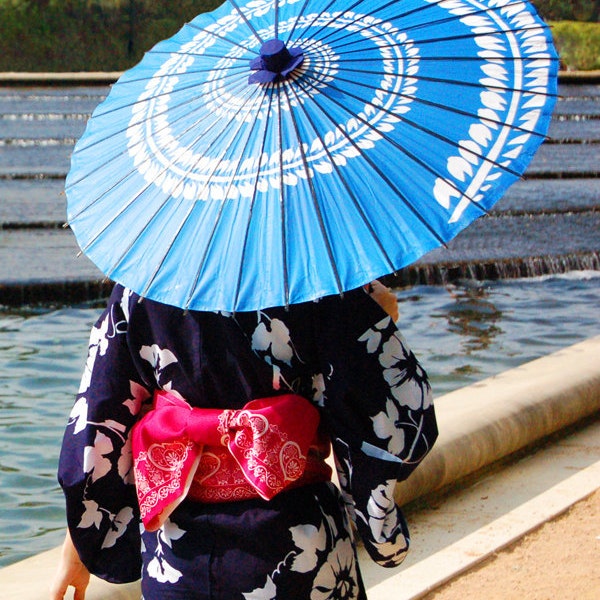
<box><xmin>425</xmin><ymin>488</ymin><xmax>600</xmax><ymax>599</ymax></box>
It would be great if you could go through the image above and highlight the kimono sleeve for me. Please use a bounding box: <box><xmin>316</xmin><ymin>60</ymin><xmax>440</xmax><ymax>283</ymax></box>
<box><xmin>316</xmin><ymin>290</ymin><xmax>438</xmax><ymax>568</ymax></box>
<box><xmin>57</xmin><ymin>285</ymin><xmax>151</xmax><ymax>583</ymax></box>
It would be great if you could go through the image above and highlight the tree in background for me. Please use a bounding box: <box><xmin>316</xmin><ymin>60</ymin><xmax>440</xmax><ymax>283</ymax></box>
<box><xmin>533</xmin><ymin>0</ymin><xmax>600</xmax><ymax>21</ymax></box>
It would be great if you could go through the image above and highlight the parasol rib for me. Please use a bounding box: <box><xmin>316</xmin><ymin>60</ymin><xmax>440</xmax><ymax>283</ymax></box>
<box><xmin>327</xmin><ymin>73</ymin><xmax>524</xmax><ymax>180</ymax></box>
<box><xmin>231</xmin><ymin>88</ymin><xmax>277</xmax><ymax>312</ymax></box>
<box><xmin>276</xmin><ymin>80</ymin><xmax>290</xmax><ymax>308</ymax></box>
<box><xmin>333</xmin><ymin>54</ymin><xmax>559</xmax><ymax>65</ymax></box>
<box><xmin>330</xmin><ymin>66</ymin><xmax>542</xmax><ymax>176</ymax></box>
<box><xmin>295</xmin><ymin>74</ymin><xmax>449</xmax><ymax>248</ymax></box>
<box><xmin>142</xmin><ymin>88</ymin><xmax>273</xmax><ymax>309</ymax></box>
<box><xmin>297</xmin><ymin>0</ymin><xmax>400</xmax><ymax>52</ymax></box>
<box><xmin>91</xmin><ymin>68</ymin><xmax>247</xmax><ymax>122</ymax></box>
<box><xmin>281</xmin><ymin>82</ymin><xmax>345</xmax><ymax>298</ymax></box>
<box><xmin>226</xmin><ymin>0</ymin><xmax>263</xmax><ymax>45</ymax></box>
<box><xmin>298</xmin><ymin>0</ymin><xmax>549</xmax><ymax>56</ymax></box>
<box><xmin>307</xmin><ymin>25</ymin><xmax>554</xmax><ymax>59</ymax></box>
<box><xmin>67</xmin><ymin>103</ymin><xmax>223</xmax><ymax>222</ymax></box>
<box><xmin>284</xmin><ymin>0</ymin><xmax>311</xmax><ymax>46</ymax></box>
<box><xmin>69</xmin><ymin>68</ymin><xmax>248</xmax><ymax>168</ymax></box>
<box><xmin>328</xmin><ymin>67</ymin><xmax>558</xmax><ymax>106</ymax></box>
<box><xmin>110</xmin><ymin>63</ymin><xmax>248</xmax><ymax>87</ymax></box>
<box><xmin>285</xmin><ymin>79</ymin><xmax>398</xmax><ymax>276</ymax></box>
<box><xmin>71</xmin><ymin>76</ymin><xmax>258</xmax><ymax>247</ymax></box>
<box><xmin>180</xmin><ymin>89</ymin><xmax>275</xmax><ymax>309</ymax></box>
<box><xmin>181</xmin><ymin>22</ymin><xmax>261</xmax><ymax>57</ymax></box>
<box><xmin>282</xmin><ymin>0</ymin><xmax>341</xmax><ymax>49</ymax></box>
<box><xmin>67</xmin><ymin>71</ymin><xmax>253</xmax><ymax>213</ymax></box>
<box><xmin>109</xmin><ymin>83</ymin><xmax>268</xmax><ymax>294</ymax></box>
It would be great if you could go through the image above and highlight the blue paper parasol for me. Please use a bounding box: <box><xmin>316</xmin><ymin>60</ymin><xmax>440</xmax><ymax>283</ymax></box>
<box><xmin>66</xmin><ymin>0</ymin><xmax>559</xmax><ymax>312</ymax></box>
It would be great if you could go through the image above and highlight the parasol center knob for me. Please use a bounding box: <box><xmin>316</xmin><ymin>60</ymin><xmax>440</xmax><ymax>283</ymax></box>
<box><xmin>249</xmin><ymin>38</ymin><xmax>304</xmax><ymax>84</ymax></box>
<box><xmin>260</xmin><ymin>39</ymin><xmax>293</xmax><ymax>73</ymax></box>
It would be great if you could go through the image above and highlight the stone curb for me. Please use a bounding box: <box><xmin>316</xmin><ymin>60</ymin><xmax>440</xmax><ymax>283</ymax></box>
<box><xmin>393</xmin><ymin>334</ymin><xmax>600</xmax><ymax>506</ymax></box>
<box><xmin>0</xmin><ymin>336</ymin><xmax>598</xmax><ymax>599</ymax></box>
<box><xmin>0</xmin><ymin>72</ymin><xmax>122</xmax><ymax>85</ymax></box>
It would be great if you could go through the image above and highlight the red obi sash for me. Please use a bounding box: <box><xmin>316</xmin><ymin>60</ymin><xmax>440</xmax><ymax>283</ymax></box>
<box><xmin>132</xmin><ymin>390</ymin><xmax>331</xmax><ymax>531</ymax></box>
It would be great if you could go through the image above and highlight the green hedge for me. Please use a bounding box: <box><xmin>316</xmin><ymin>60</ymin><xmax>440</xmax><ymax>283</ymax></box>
<box><xmin>551</xmin><ymin>21</ymin><xmax>600</xmax><ymax>70</ymax></box>
<box><xmin>533</xmin><ymin>0</ymin><xmax>599</xmax><ymax>21</ymax></box>
<box><xmin>0</xmin><ymin>0</ymin><xmax>598</xmax><ymax>72</ymax></box>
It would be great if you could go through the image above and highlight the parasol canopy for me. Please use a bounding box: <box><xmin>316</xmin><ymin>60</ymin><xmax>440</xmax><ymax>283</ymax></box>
<box><xmin>66</xmin><ymin>0</ymin><xmax>559</xmax><ymax>312</ymax></box>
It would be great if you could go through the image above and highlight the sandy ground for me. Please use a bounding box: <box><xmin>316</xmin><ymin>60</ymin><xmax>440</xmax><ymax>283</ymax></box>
<box><xmin>424</xmin><ymin>488</ymin><xmax>600</xmax><ymax>600</ymax></box>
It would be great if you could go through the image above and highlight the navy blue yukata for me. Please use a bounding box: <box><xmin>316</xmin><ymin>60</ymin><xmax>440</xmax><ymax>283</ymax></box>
<box><xmin>58</xmin><ymin>284</ymin><xmax>437</xmax><ymax>599</ymax></box>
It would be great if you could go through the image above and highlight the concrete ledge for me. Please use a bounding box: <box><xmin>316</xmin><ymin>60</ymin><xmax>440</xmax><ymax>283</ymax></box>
<box><xmin>0</xmin><ymin>70</ymin><xmax>599</xmax><ymax>86</ymax></box>
<box><xmin>395</xmin><ymin>334</ymin><xmax>600</xmax><ymax>505</ymax></box>
<box><xmin>1</xmin><ymin>336</ymin><xmax>599</xmax><ymax>599</ymax></box>
<box><xmin>558</xmin><ymin>69</ymin><xmax>600</xmax><ymax>83</ymax></box>
<box><xmin>0</xmin><ymin>72</ymin><xmax>123</xmax><ymax>85</ymax></box>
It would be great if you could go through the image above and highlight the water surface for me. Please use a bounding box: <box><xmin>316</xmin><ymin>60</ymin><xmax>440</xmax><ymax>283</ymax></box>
<box><xmin>1</xmin><ymin>273</ymin><xmax>599</xmax><ymax>568</ymax></box>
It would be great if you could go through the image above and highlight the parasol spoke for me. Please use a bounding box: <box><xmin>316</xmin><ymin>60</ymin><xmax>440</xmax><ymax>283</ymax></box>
<box><xmin>296</xmin><ymin>0</ymin><xmax>399</xmax><ymax>52</ymax></box>
<box><xmin>284</xmin><ymin>80</ymin><xmax>397</xmax><ymax>276</ymax></box>
<box><xmin>71</xmin><ymin>69</ymin><xmax>249</xmax><ymax>159</ymax></box>
<box><xmin>102</xmin><ymin>81</ymin><xmax>268</xmax><ymax>285</ymax></box>
<box><xmin>173</xmin><ymin>26</ymin><xmax>260</xmax><ymax>58</ymax></box>
<box><xmin>306</xmin><ymin>24</ymin><xmax>554</xmax><ymax>59</ymax></box>
<box><xmin>329</xmin><ymin>71</ymin><xmax>549</xmax><ymax>165</ymax></box>
<box><xmin>180</xmin><ymin>93</ymin><xmax>277</xmax><ymax>307</ymax></box>
<box><xmin>316</xmin><ymin>83</ymin><xmax>520</xmax><ymax>209</ymax></box>
<box><xmin>282</xmin><ymin>0</ymin><xmax>342</xmax><ymax>48</ymax></box>
<box><xmin>93</xmin><ymin>67</ymin><xmax>248</xmax><ymax>120</ymax></box>
<box><xmin>280</xmin><ymin>83</ymin><xmax>345</xmax><ymax>297</ymax></box>
<box><xmin>111</xmin><ymin>63</ymin><xmax>248</xmax><ymax>88</ymax></box>
<box><xmin>227</xmin><ymin>0</ymin><xmax>264</xmax><ymax>45</ymax></box>
<box><xmin>332</xmin><ymin>54</ymin><xmax>560</xmax><ymax>64</ymax></box>
<box><xmin>389</xmin><ymin>0</ymin><xmax>550</xmax><ymax>39</ymax></box>
<box><xmin>297</xmin><ymin>69</ymin><xmax>494</xmax><ymax>219</ymax></box>
<box><xmin>232</xmin><ymin>88</ymin><xmax>278</xmax><ymax>312</ymax></box>
<box><xmin>329</xmin><ymin>66</ymin><xmax>558</xmax><ymax>110</ymax></box>
<box><xmin>284</xmin><ymin>0</ymin><xmax>311</xmax><ymax>46</ymax></box>
<box><xmin>330</xmin><ymin>65</ymin><xmax>559</xmax><ymax>102</ymax></box>
<box><xmin>295</xmin><ymin>74</ymin><xmax>450</xmax><ymax>248</ymax></box>
<box><xmin>70</xmin><ymin>76</ymin><xmax>261</xmax><ymax>232</ymax></box>
<box><xmin>354</xmin><ymin>69</ymin><xmax>558</xmax><ymax>98</ymax></box>
<box><xmin>125</xmin><ymin>49</ymin><xmax>258</xmax><ymax>61</ymax></box>
<box><xmin>297</xmin><ymin>0</ymin><xmax>547</xmax><ymax>55</ymax></box>
<box><xmin>137</xmin><ymin>87</ymin><xmax>274</xmax><ymax>306</ymax></box>
<box><xmin>302</xmin><ymin>0</ymin><xmax>370</xmax><ymax>41</ymax></box>
<box><xmin>276</xmin><ymin>80</ymin><xmax>290</xmax><ymax>308</ymax></box>
<box><xmin>67</xmin><ymin>71</ymin><xmax>253</xmax><ymax>200</ymax></box>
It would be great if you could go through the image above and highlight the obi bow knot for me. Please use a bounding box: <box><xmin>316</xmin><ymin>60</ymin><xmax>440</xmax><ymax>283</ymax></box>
<box><xmin>132</xmin><ymin>390</ymin><xmax>322</xmax><ymax>530</ymax></box>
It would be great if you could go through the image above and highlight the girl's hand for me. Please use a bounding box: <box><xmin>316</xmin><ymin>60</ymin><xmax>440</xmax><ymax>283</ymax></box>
<box><xmin>366</xmin><ymin>280</ymin><xmax>399</xmax><ymax>322</ymax></box>
<box><xmin>50</xmin><ymin>531</ymin><xmax>90</xmax><ymax>600</ymax></box>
